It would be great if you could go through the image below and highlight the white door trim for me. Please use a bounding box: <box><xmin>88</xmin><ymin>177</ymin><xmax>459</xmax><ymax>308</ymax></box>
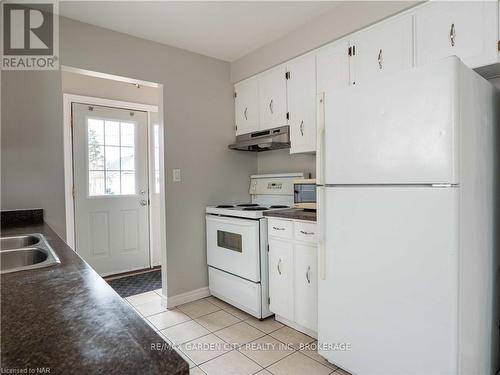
<box><xmin>63</xmin><ymin>94</ymin><xmax>159</xmax><ymax>251</ymax></box>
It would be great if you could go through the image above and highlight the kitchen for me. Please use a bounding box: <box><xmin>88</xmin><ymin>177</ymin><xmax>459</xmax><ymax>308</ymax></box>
<box><xmin>1</xmin><ymin>1</ymin><xmax>500</xmax><ymax>375</ymax></box>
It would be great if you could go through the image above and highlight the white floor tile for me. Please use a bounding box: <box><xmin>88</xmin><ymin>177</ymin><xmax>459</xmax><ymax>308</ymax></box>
<box><xmin>238</xmin><ymin>335</ymin><xmax>294</xmax><ymax>368</ymax></box>
<box><xmin>162</xmin><ymin>320</ymin><xmax>211</xmax><ymax>344</ymax></box>
<box><xmin>199</xmin><ymin>350</ymin><xmax>262</xmax><ymax>375</ymax></box>
<box><xmin>180</xmin><ymin>334</ymin><xmax>231</xmax><ymax>365</ymax></box>
<box><xmin>195</xmin><ymin>310</ymin><xmax>241</xmax><ymax>332</ymax></box>
<box><xmin>147</xmin><ymin>309</ymin><xmax>191</xmax><ymax>330</ymax></box>
<box><xmin>178</xmin><ymin>299</ymin><xmax>221</xmax><ymax>318</ymax></box>
<box><xmin>267</xmin><ymin>352</ymin><xmax>332</xmax><ymax>375</ymax></box>
<box><xmin>126</xmin><ymin>291</ymin><xmax>161</xmax><ymax>306</ymax></box>
<box><xmin>215</xmin><ymin>321</ymin><xmax>265</xmax><ymax>345</ymax></box>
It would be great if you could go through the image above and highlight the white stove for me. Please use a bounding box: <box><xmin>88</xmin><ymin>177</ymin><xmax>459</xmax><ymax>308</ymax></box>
<box><xmin>205</xmin><ymin>173</ymin><xmax>303</xmax><ymax>319</ymax></box>
<box><xmin>206</xmin><ymin>203</ymin><xmax>292</xmax><ymax>219</ymax></box>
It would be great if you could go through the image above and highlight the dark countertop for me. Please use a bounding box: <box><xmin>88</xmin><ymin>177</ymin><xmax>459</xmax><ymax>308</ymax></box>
<box><xmin>264</xmin><ymin>208</ymin><xmax>317</xmax><ymax>222</ymax></box>
<box><xmin>1</xmin><ymin>222</ymin><xmax>189</xmax><ymax>375</ymax></box>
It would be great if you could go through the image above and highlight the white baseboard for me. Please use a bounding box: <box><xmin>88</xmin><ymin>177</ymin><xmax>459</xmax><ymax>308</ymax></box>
<box><xmin>165</xmin><ymin>286</ymin><xmax>210</xmax><ymax>308</ymax></box>
<box><xmin>275</xmin><ymin>314</ymin><xmax>318</xmax><ymax>339</ymax></box>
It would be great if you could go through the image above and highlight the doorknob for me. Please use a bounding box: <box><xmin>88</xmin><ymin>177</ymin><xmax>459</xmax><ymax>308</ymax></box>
<box><xmin>140</xmin><ymin>199</ymin><xmax>148</xmax><ymax>206</ymax></box>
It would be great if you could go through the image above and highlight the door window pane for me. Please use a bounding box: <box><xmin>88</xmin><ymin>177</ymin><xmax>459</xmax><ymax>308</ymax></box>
<box><xmin>105</xmin><ymin>171</ymin><xmax>120</xmax><ymax>195</ymax></box>
<box><xmin>105</xmin><ymin>121</ymin><xmax>120</xmax><ymax>145</ymax></box>
<box><xmin>121</xmin><ymin>171</ymin><xmax>135</xmax><ymax>195</ymax></box>
<box><xmin>121</xmin><ymin>122</ymin><xmax>135</xmax><ymax>147</ymax></box>
<box><xmin>87</xmin><ymin>118</ymin><xmax>138</xmax><ymax>197</ymax></box>
<box><xmin>89</xmin><ymin>171</ymin><xmax>105</xmax><ymax>196</ymax></box>
<box><xmin>121</xmin><ymin>147</ymin><xmax>135</xmax><ymax>170</ymax></box>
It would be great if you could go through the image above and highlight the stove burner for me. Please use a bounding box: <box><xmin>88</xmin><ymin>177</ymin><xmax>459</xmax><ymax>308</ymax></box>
<box><xmin>243</xmin><ymin>207</ymin><xmax>269</xmax><ymax>211</ymax></box>
<box><xmin>237</xmin><ymin>203</ymin><xmax>259</xmax><ymax>207</ymax></box>
<box><xmin>216</xmin><ymin>205</ymin><xmax>234</xmax><ymax>208</ymax></box>
<box><xmin>269</xmin><ymin>205</ymin><xmax>289</xmax><ymax>209</ymax></box>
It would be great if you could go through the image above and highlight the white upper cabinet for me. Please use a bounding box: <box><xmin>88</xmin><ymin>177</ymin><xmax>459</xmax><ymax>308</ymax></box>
<box><xmin>234</xmin><ymin>79</ymin><xmax>259</xmax><ymax>136</ymax></box>
<box><xmin>415</xmin><ymin>1</ymin><xmax>498</xmax><ymax>69</ymax></box>
<box><xmin>351</xmin><ymin>15</ymin><xmax>414</xmax><ymax>86</ymax></box>
<box><xmin>287</xmin><ymin>54</ymin><xmax>317</xmax><ymax>154</ymax></box>
<box><xmin>258</xmin><ymin>64</ymin><xmax>288</xmax><ymax>130</ymax></box>
<box><xmin>316</xmin><ymin>39</ymin><xmax>351</xmax><ymax>94</ymax></box>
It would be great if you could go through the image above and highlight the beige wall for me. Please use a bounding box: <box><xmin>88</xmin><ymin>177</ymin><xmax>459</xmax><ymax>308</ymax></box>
<box><xmin>2</xmin><ymin>17</ymin><xmax>257</xmax><ymax>298</ymax></box>
<box><xmin>62</xmin><ymin>71</ymin><xmax>159</xmax><ymax>105</ymax></box>
<box><xmin>257</xmin><ymin>149</ymin><xmax>315</xmax><ymax>178</ymax></box>
<box><xmin>231</xmin><ymin>1</ymin><xmax>419</xmax><ymax>82</ymax></box>
<box><xmin>1</xmin><ymin>71</ymin><xmax>66</xmax><ymax>236</ymax></box>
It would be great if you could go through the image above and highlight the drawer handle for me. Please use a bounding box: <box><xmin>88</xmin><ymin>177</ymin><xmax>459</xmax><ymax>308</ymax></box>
<box><xmin>269</xmin><ymin>99</ymin><xmax>274</xmax><ymax>114</ymax></box>
<box><xmin>450</xmin><ymin>23</ymin><xmax>455</xmax><ymax>47</ymax></box>
<box><xmin>273</xmin><ymin>226</ymin><xmax>285</xmax><ymax>231</ymax></box>
<box><xmin>277</xmin><ymin>259</ymin><xmax>282</xmax><ymax>275</ymax></box>
<box><xmin>244</xmin><ymin>107</ymin><xmax>248</xmax><ymax>120</ymax></box>
<box><xmin>300</xmin><ymin>230</ymin><xmax>314</xmax><ymax>235</ymax></box>
<box><xmin>306</xmin><ymin>266</ymin><xmax>311</xmax><ymax>284</ymax></box>
<box><xmin>378</xmin><ymin>49</ymin><xmax>383</xmax><ymax>70</ymax></box>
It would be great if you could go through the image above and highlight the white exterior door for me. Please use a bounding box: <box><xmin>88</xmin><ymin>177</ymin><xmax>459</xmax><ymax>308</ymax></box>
<box><xmin>351</xmin><ymin>15</ymin><xmax>413</xmax><ymax>86</ymax></box>
<box><xmin>258</xmin><ymin>64</ymin><xmax>288</xmax><ymax>130</ymax></box>
<box><xmin>415</xmin><ymin>1</ymin><xmax>498</xmax><ymax>69</ymax></box>
<box><xmin>319</xmin><ymin>186</ymin><xmax>459</xmax><ymax>375</ymax></box>
<box><xmin>73</xmin><ymin>103</ymin><xmax>150</xmax><ymax>276</ymax></box>
<box><xmin>324</xmin><ymin>57</ymin><xmax>460</xmax><ymax>185</ymax></box>
<box><xmin>287</xmin><ymin>54</ymin><xmax>317</xmax><ymax>154</ymax></box>
<box><xmin>235</xmin><ymin>79</ymin><xmax>259</xmax><ymax>135</ymax></box>
<box><xmin>268</xmin><ymin>238</ymin><xmax>294</xmax><ymax>320</ymax></box>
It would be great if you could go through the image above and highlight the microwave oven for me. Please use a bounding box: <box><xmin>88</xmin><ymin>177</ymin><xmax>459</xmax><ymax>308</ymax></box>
<box><xmin>293</xmin><ymin>179</ymin><xmax>316</xmax><ymax>210</ymax></box>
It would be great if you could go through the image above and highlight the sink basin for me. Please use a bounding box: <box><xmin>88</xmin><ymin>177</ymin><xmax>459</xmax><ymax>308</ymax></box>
<box><xmin>1</xmin><ymin>235</ymin><xmax>40</xmax><ymax>250</ymax></box>
<box><xmin>1</xmin><ymin>248</ymin><xmax>48</xmax><ymax>270</ymax></box>
<box><xmin>0</xmin><ymin>233</ymin><xmax>60</xmax><ymax>274</ymax></box>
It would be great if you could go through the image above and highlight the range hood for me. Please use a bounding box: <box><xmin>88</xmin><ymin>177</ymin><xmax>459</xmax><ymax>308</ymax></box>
<box><xmin>228</xmin><ymin>126</ymin><xmax>290</xmax><ymax>152</ymax></box>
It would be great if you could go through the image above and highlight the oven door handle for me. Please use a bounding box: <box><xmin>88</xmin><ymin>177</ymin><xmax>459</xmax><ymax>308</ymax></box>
<box><xmin>277</xmin><ymin>258</ymin><xmax>282</xmax><ymax>275</ymax></box>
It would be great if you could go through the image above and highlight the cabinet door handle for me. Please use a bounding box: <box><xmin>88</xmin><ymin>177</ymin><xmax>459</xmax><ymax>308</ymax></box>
<box><xmin>244</xmin><ymin>107</ymin><xmax>248</xmax><ymax>120</ymax></box>
<box><xmin>273</xmin><ymin>226</ymin><xmax>285</xmax><ymax>231</ymax></box>
<box><xmin>277</xmin><ymin>259</ymin><xmax>282</xmax><ymax>275</ymax></box>
<box><xmin>300</xmin><ymin>120</ymin><xmax>304</xmax><ymax>136</ymax></box>
<box><xmin>269</xmin><ymin>99</ymin><xmax>274</xmax><ymax>114</ymax></box>
<box><xmin>378</xmin><ymin>49</ymin><xmax>383</xmax><ymax>70</ymax></box>
<box><xmin>306</xmin><ymin>266</ymin><xmax>311</xmax><ymax>284</ymax></box>
<box><xmin>300</xmin><ymin>230</ymin><xmax>314</xmax><ymax>235</ymax></box>
<box><xmin>450</xmin><ymin>23</ymin><xmax>455</xmax><ymax>47</ymax></box>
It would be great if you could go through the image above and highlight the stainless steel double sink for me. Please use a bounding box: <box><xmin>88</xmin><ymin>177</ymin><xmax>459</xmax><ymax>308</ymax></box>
<box><xmin>0</xmin><ymin>233</ymin><xmax>61</xmax><ymax>274</ymax></box>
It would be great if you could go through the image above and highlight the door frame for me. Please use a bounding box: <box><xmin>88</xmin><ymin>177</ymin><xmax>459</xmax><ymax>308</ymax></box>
<box><xmin>63</xmin><ymin>94</ymin><xmax>161</xmax><ymax>271</ymax></box>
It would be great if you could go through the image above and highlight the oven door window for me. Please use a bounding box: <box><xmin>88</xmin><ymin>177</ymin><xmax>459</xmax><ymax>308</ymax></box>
<box><xmin>217</xmin><ymin>230</ymin><xmax>242</xmax><ymax>253</ymax></box>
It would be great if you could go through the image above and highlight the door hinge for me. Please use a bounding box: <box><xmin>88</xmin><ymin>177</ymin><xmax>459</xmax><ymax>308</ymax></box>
<box><xmin>72</xmin><ymin>186</ymin><xmax>75</xmax><ymax>198</ymax></box>
<box><xmin>286</xmin><ymin>112</ymin><xmax>289</xmax><ymax>120</ymax></box>
<box><xmin>267</xmin><ymin>244</ymin><xmax>269</xmax><ymax>252</ymax></box>
<box><xmin>348</xmin><ymin>46</ymin><xmax>352</xmax><ymax>56</ymax></box>
<box><xmin>235</xmin><ymin>125</ymin><xmax>238</xmax><ymax>131</ymax></box>
<box><xmin>268</xmin><ymin>297</ymin><xmax>270</xmax><ymax>304</ymax></box>
<box><xmin>352</xmin><ymin>45</ymin><xmax>356</xmax><ymax>56</ymax></box>
<box><xmin>498</xmin><ymin>40</ymin><xmax>500</xmax><ymax>51</ymax></box>
<box><xmin>285</xmin><ymin>71</ymin><xmax>290</xmax><ymax>80</ymax></box>
<box><xmin>234</xmin><ymin>92</ymin><xmax>237</xmax><ymax>98</ymax></box>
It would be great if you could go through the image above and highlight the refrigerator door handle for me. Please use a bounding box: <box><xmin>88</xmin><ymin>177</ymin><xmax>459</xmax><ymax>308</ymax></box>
<box><xmin>317</xmin><ymin>186</ymin><xmax>326</xmax><ymax>280</ymax></box>
<box><xmin>316</xmin><ymin>93</ymin><xmax>325</xmax><ymax>185</ymax></box>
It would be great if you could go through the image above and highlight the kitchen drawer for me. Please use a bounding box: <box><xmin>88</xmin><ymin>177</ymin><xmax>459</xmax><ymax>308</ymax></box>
<box><xmin>294</xmin><ymin>221</ymin><xmax>317</xmax><ymax>243</ymax></box>
<box><xmin>268</xmin><ymin>219</ymin><xmax>293</xmax><ymax>240</ymax></box>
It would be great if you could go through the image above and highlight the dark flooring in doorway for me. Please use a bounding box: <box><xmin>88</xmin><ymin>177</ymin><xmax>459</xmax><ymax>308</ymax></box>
<box><xmin>106</xmin><ymin>269</ymin><xmax>162</xmax><ymax>298</ymax></box>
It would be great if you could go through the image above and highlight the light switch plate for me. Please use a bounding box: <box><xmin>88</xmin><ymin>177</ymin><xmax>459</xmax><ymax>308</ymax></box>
<box><xmin>173</xmin><ymin>169</ymin><xmax>181</xmax><ymax>182</ymax></box>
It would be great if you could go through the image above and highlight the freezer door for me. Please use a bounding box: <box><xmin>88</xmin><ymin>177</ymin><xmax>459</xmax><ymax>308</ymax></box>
<box><xmin>324</xmin><ymin>57</ymin><xmax>461</xmax><ymax>184</ymax></box>
<box><xmin>318</xmin><ymin>187</ymin><xmax>459</xmax><ymax>375</ymax></box>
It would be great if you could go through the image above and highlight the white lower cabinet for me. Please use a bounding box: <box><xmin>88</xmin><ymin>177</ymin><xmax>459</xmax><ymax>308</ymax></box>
<box><xmin>294</xmin><ymin>243</ymin><xmax>317</xmax><ymax>332</ymax></box>
<box><xmin>268</xmin><ymin>218</ymin><xmax>317</xmax><ymax>336</ymax></box>
<box><xmin>268</xmin><ymin>238</ymin><xmax>294</xmax><ymax>321</ymax></box>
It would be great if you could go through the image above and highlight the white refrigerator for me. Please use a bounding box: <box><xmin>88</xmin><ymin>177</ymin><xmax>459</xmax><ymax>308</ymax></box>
<box><xmin>316</xmin><ymin>56</ymin><xmax>498</xmax><ymax>375</ymax></box>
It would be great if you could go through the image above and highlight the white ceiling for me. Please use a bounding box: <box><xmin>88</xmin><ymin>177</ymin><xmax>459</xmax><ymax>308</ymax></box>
<box><xmin>59</xmin><ymin>2</ymin><xmax>341</xmax><ymax>62</ymax></box>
